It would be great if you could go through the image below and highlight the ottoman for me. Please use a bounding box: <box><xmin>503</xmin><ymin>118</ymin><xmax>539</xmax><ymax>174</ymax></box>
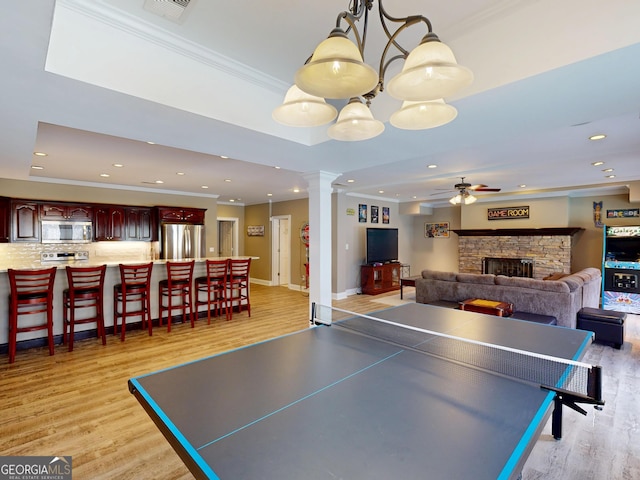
<box><xmin>577</xmin><ymin>307</ymin><xmax>626</xmax><ymax>349</ymax></box>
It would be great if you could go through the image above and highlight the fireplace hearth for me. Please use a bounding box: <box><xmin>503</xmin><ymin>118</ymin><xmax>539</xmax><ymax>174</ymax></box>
<box><xmin>483</xmin><ymin>257</ymin><xmax>534</xmax><ymax>278</ymax></box>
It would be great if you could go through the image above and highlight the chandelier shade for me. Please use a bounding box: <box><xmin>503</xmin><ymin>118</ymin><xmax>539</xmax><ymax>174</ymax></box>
<box><xmin>386</xmin><ymin>35</ymin><xmax>473</xmax><ymax>101</ymax></box>
<box><xmin>272</xmin><ymin>85</ymin><xmax>338</xmax><ymax>127</ymax></box>
<box><xmin>295</xmin><ymin>29</ymin><xmax>378</xmax><ymax>99</ymax></box>
<box><xmin>390</xmin><ymin>99</ymin><xmax>457</xmax><ymax>130</ymax></box>
<box><xmin>327</xmin><ymin>98</ymin><xmax>384</xmax><ymax>141</ymax></box>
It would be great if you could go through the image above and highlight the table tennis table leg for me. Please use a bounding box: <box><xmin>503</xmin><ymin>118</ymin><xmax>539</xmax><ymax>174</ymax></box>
<box><xmin>552</xmin><ymin>396</ymin><xmax>563</xmax><ymax>440</ymax></box>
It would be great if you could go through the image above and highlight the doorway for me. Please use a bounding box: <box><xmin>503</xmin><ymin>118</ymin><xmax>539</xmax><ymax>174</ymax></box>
<box><xmin>271</xmin><ymin>215</ymin><xmax>291</xmax><ymax>286</ymax></box>
<box><xmin>217</xmin><ymin>218</ymin><xmax>238</xmax><ymax>257</ymax></box>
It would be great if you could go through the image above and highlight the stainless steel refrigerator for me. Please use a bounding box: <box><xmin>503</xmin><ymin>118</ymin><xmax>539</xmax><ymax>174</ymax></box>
<box><xmin>160</xmin><ymin>223</ymin><xmax>206</xmax><ymax>260</ymax></box>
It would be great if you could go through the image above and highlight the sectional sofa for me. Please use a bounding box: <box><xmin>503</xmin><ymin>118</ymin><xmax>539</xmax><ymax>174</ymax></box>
<box><xmin>415</xmin><ymin>268</ymin><xmax>602</xmax><ymax>328</ymax></box>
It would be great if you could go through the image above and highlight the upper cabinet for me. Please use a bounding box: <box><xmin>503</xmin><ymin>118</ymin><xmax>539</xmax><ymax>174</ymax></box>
<box><xmin>11</xmin><ymin>200</ymin><xmax>40</xmax><ymax>242</ymax></box>
<box><xmin>41</xmin><ymin>203</ymin><xmax>93</xmax><ymax>221</ymax></box>
<box><xmin>94</xmin><ymin>206</ymin><xmax>126</xmax><ymax>241</ymax></box>
<box><xmin>125</xmin><ymin>207</ymin><xmax>155</xmax><ymax>241</ymax></box>
<box><xmin>0</xmin><ymin>197</ymin><xmax>10</xmax><ymax>243</ymax></box>
<box><xmin>157</xmin><ymin>207</ymin><xmax>206</xmax><ymax>225</ymax></box>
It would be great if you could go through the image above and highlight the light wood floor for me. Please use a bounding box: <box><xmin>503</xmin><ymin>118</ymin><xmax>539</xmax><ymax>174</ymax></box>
<box><xmin>1</xmin><ymin>285</ymin><xmax>638</xmax><ymax>479</ymax></box>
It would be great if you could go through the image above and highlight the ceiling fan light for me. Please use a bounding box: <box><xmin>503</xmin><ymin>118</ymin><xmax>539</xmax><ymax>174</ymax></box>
<box><xmin>390</xmin><ymin>99</ymin><xmax>458</xmax><ymax>130</ymax></box>
<box><xmin>464</xmin><ymin>193</ymin><xmax>477</xmax><ymax>205</ymax></box>
<box><xmin>449</xmin><ymin>194</ymin><xmax>462</xmax><ymax>205</ymax></box>
<box><xmin>327</xmin><ymin>98</ymin><xmax>384</xmax><ymax>142</ymax></box>
<box><xmin>295</xmin><ymin>29</ymin><xmax>378</xmax><ymax>99</ymax></box>
<box><xmin>387</xmin><ymin>35</ymin><xmax>473</xmax><ymax>101</ymax></box>
<box><xmin>272</xmin><ymin>85</ymin><xmax>338</xmax><ymax>127</ymax></box>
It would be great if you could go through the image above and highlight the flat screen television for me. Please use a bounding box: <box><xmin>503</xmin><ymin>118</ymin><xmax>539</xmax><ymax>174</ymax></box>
<box><xmin>366</xmin><ymin>228</ymin><xmax>399</xmax><ymax>265</ymax></box>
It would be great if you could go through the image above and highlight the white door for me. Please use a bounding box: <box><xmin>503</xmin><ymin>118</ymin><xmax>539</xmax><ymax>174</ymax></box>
<box><xmin>217</xmin><ymin>219</ymin><xmax>237</xmax><ymax>257</ymax></box>
<box><xmin>271</xmin><ymin>216</ymin><xmax>291</xmax><ymax>286</ymax></box>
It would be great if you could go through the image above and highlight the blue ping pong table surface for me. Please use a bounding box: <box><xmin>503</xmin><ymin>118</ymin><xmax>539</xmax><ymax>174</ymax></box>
<box><xmin>129</xmin><ymin>302</ymin><xmax>593</xmax><ymax>480</ymax></box>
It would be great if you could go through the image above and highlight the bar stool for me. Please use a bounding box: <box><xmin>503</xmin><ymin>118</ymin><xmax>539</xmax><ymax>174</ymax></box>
<box><xmin>63</xmin><ymin>264</ymin><xmax>107</xmax><ymax>352</ymax></box>
<box><xmin>7</xmin><ymin>267</ymin><xmax>57</xmax><ymax>363</ymax></box>
<box><xmin>228</xmin><ymin>258</ymin><xmax>251</xmax><ymax>318</ymax></box>
<box><xmin>195</xmin><ymin>259</ymin><xmax>230</xmax><ymax>323</ymax></box>
<box><xmin>159</xmin><ymin>260</ymin><xmax>195</xmax><ymax>332</ymax></box>
<box><xmin>113</xmin><ymin>263</ymin><xmax>153</xmax><ymax>341</ymax></box>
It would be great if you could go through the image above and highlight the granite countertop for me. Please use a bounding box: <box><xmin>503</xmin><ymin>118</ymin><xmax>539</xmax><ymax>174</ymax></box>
<box><xmin>0</xmin><ymin>256</ymin><xmax>256</xmax><ymax>273</ymax></box>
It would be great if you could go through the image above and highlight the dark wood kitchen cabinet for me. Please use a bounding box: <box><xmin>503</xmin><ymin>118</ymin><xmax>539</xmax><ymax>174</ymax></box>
<box><xmin>40</xmin><ymin>202</ymin><xmax>93</xmax><ymax>221</ymax></box>
<box><xmin>94</xmin><ymin>206</ymin><xmax>126</xmax><ymax>241</ymax></box>
<box><xmin>125</xmin><ymin>207</ymin><xmax>155</xmax><ymax>241</ymax></box>
<box><xmin>11</xmin><ymin>200</ymin><xmax>40</xmax><ymax>242</ymax></box>
<box><xmin>157</xmin><ymin>207</ymin><xmax>206</xmax><ymax>224</ymax></box>
<box><xmin>0</xmin><ymin>197</ymin><xmax>10</xmax><ymax>242</ymax></box>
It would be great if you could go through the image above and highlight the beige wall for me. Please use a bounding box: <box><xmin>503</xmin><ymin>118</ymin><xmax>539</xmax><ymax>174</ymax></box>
<box><xmin>461</xmin><ymin>197</ymin><xmax>569</xmax><ymax>229</ymax></box>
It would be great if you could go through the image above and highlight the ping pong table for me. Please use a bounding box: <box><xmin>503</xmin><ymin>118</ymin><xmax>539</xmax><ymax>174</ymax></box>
<box><xmin>129</xmin><ymin>302</ymin><xmax>603</xmax><ymax>480</ymax></box>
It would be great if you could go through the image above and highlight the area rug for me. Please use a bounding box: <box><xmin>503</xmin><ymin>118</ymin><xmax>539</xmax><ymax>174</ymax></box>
<box><xmin>369</xmin><ymin>290</ymin><xmax>415</xmax><ymax>307</ymax></box>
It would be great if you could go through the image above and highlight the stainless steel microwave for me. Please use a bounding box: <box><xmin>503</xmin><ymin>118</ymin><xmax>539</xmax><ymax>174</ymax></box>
<box><xmin>41</xmin><ymin>220</ymin><xmax>93</xmax><ymax>244</ymax></box>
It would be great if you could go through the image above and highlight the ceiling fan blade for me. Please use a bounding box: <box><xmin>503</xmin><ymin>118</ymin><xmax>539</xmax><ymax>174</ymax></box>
<box><xmin>468</xmin><ymin>184</ymin><xmax>488</xmax><ymax>190</ymax></box>
<box><xmin>474</xmin><ymin>187</ymin><xmax>501</xmax><ymax>192</ymax></box>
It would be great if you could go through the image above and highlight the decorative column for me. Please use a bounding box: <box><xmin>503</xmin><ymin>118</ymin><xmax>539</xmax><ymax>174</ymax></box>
<box><xmin>303</xmin><ymin>171</ymin><xmax>340</xmax><ymax>319</ymax></box>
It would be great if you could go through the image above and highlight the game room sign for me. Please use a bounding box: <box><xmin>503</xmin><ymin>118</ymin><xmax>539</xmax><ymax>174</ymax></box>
<box><xmin>487</xmin><ymin>206</ymin><xmax>530</xmax><ymax>220</ymax></box>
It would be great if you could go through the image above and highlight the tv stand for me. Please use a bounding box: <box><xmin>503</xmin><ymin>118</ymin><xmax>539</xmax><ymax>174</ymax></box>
<box><xmin>361</xmin><ymin>263</ymin><xmax>401</xmax><ymax>295</ymax></box>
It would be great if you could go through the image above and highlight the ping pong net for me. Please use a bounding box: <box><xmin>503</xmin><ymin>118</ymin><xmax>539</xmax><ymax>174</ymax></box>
<box><xmin>312</xmin><ymin>303</ymin><xmax>604</xmax><ymax>439</ymax></box>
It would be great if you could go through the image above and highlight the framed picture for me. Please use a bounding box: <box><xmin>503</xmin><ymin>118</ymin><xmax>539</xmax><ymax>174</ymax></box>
<box><xmin>425</xmin><ymin>222</ymin><xmax>449</xmax><ymax>238</ymax></box>
<box><xmin>382</xmin><ymin>207</ymin><xmax>390</xmax><ymax>224</ymax></box>
<box><xmin>358</xmin><ymin>204</ymin><xmax>367</xmax><ymax>223</ymax></box>
<box><xmin>247</xmin><ymin>225</ymin><xmax>265</xmax><ymax>236</ymax></box>
<box><xmin>371</xmin><ymin>205</ymin><xmax>379</xmax><ymax>223</ymax></box>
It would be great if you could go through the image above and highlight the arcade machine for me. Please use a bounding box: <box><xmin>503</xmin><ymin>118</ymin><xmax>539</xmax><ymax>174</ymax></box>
<box><xmin>602</xmin><ymin>225</ymin><xmax>640</xmax><ymax>313</ymax></box>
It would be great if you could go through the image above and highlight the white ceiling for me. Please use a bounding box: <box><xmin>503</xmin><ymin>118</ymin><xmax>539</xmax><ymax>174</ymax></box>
<box><xmin>1</xmin><ymin>0</ymin><xmax>640</xmax><ymax>206</ymax></box>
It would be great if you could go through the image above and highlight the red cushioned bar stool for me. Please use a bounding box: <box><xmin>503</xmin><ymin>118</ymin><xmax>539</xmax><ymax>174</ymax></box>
<box><xmin>7</xmin><ymin>267</ymin><xmax>57</xmax><ymax>363</ymax></box>
<box><xmin>63</xmin><ymin>264</ymin><xmax>107</xmax><ymax>352</ymax></box>
<box><xmin>113</xmin><ymin>263</ymin><xmax>154</xmax><ymax>341</ymax></box>
<box><xmin>195</xmin><ymin>259</ymin><xmax>230</xmax><ymax>323</ymax></box>
<box><xmin>159</xmin><ymin>260</ymin><xmax>195</xmax><ymax>332</ymax></box>
<box><xmin>228</xmin><ymin>258</ymin><xmax>251</xmax><ymax>319</ymax></box>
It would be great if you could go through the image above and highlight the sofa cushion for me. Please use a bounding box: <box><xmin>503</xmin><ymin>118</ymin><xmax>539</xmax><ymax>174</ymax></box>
<box><xmin>559</xmin><ymin>274</ymin><xmax>584</xmax><ymax>291</ymax></box>
<box><xmin>456</xmin><ymin>273</ymin><xmax>495</xmax><ymax>284</ymax></box>
<box><xmin>495</xmin><ymin>275</ymin><xmax>570</xmax><ymax>293</ymax></box>
<box><xmin>422</xmin><ymin>270</ymin><xmax>457</xmax><ymax>282</ymax></box>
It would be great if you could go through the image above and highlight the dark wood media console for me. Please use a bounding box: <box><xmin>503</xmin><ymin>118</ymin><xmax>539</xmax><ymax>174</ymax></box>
<box><xmin>361</xmin><ymin>263</ymin><xmax>401</xmax><ymax>295</ymax></box>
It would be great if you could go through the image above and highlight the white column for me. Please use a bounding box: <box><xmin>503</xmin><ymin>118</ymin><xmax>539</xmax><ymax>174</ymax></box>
<box><xmin>303</xmin><ymin>171</ymin><xmax>340</xmax><ymax>319</ymax></box>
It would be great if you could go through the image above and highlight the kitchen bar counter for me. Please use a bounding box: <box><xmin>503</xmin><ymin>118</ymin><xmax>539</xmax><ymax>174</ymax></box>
<box><xmin>0</xmin><ymin>257</ymin><xmax>256</xmax><ymax>350</ymax></box>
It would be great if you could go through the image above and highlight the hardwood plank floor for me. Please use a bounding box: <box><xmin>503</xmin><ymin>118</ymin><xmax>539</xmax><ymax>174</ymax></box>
<box><xmin>1</xmin><ymin>285</ymin><xmax>638</xmax><ymax>479</ymax></box>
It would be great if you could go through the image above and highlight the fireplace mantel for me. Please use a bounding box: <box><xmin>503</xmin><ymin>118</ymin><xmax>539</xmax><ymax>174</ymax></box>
<box><xmin>452</xmin><ymin>227</ymin><xmax>583</xmax><ymax>237</ymax></box>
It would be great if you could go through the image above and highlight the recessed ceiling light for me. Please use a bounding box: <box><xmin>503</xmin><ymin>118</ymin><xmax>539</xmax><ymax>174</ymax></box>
<box><xmin>224</xmin><ymin>179</ymin><xmax>232</xmax><ymax>183</ymax></box>
<box><xmin>100</xmin><ymin>173</ymin><xmax>110</xmax><ymax>178</ymax></box>
<box><xmin>427</xmin><ymin>164</ymin><xmax>437</xmax><ymax>169</ymax></box>
<box><xmin>229</xmin><ymin>199</ymin><xmax>235</xmax><ymax>202</ymax></box>
<box><xmin>201</xmin><ymin>185</ymin><xmax>208</xmax><ymax>189</ymax></box>
<box><xmin>274</xmin><ymin>166</ymin><xmax>281</xmax><ymax>169</ymax></box>
<box><xmin>147</xmin><ymin>141</ymin><xmax>156</xmax><ymax>145</ymax></box>
<box><xmin>412</xmin><ymin>196</ymin><xmax>417</xmax><ymax>199</ymax></box>
<box><xmin>154</xmin><ymin>180</ymin><xmax>164</xmax><ymax>184</ymax></box>
<box><xmin>591</xmin><ymin>161</ymin><xmax>605</xmax><ymax>166</ymax></box>
<box><xmin>31</xmin><ymin>165</ymin><xmax>44</xmax><ymax>170</ymax></box>
<box><xmin>589</xmin><ymin>134</ymin><xmax>606</xmax><ymax>141</ymax></box>
<box><xmin>602</xmin><ymin>168</ymin><xmax>614</xmax><ymax>172</ymax></box>
<box><xmin>378</xmin><ymin>190</ymin><xmax>384</xmax><ymax>194</ymax></box>
<box><xmin>267</xmin><ymin>193</ymin><xmax>273</xmax><ymax>197</ymax></box>
<box><xmin>605</xmin><ymin>174</ymin><xmax>616</xmax><ymax>179</ymax></box>
<box><xmin>519</xmin><ymin>184</ymin><xmax>526</xmax><ymax>188</ymax></box>
<box><xmin>176</xmin><ymin>172</ymin><xmax>185</xmax><ymax>176</ymax></box>
<box><xmin>347</xmin><ymin>179</ymin><xmax>355</xmax><ymax>183</ymax></box>
<box><xmin>113</xmin><ymin>163</ymin><xmax>124</xmax><ymax>168</ymax></box>
<box><xmin>293</xmin><ymin>188</ymin><xmax>300</xmax><ymax>193</ymax></box>
<box><xmin>220</xmin><ymin>155</ymin><xmax>229</xmax><ymax>159</ymax></box>
<box><xmin>33</xmin><ymin>152</ymin><xmax>47</xmax><ymax>157</ymax></box>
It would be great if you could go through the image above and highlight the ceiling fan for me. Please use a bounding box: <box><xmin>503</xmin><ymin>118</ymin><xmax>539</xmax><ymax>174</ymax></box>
<box><xmin>436</xmin><ymin>177</ymin><xmax>501</xmax><ymax>205</ymax></box>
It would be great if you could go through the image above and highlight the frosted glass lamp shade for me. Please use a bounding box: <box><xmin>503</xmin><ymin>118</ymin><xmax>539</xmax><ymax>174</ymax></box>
<box><xmin>295</xmin><ymin>29</ymin><xmax>378</xmax><ymax>99</ymax></box>
<box><xmin>387</xmin><ymin>36</ymin><xmax>473</xmax><ymax>101</ymax></box>
<box><xmin>390</xmin><ymin>99</ymin><xmax>457</xmax><ymax>130</ymax></box>
<box><xmin>327</xmin><ymin>98</ymin><xmax>384</xmax><ymax>141</ymax></box>
<box><xmin>464</xmin><ymin>194</ymin><xmax>477</xmax><ymax>205</ymax></box>
<box><xmin>272</xmin><ymin>85</ymin><xmax>337</xmax><ymax>127</ymax></box>
<box><xmin>449</xmin><ymin>194</ymin><xmax>461</xmax><ymax>205</ymax></box>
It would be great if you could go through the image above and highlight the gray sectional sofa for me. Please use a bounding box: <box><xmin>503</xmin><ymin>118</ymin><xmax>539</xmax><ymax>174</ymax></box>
<box><xmin>415</xmin><ymin>268</ymin><xmax>601</xmax><ymax>328</ymax></box>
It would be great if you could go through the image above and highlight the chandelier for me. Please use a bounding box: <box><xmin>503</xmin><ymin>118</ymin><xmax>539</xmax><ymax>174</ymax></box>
<box><xmin>272</xmin><ymin>0</ymin><xmax>472</xmax><ymax>141</ymax></box>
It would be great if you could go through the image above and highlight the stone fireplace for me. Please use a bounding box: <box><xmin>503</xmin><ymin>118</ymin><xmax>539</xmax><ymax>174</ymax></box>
<box><xmin>453</xmin><ymin>228</ymin><xmax>583</xmax><ymax>280</ymax></box>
